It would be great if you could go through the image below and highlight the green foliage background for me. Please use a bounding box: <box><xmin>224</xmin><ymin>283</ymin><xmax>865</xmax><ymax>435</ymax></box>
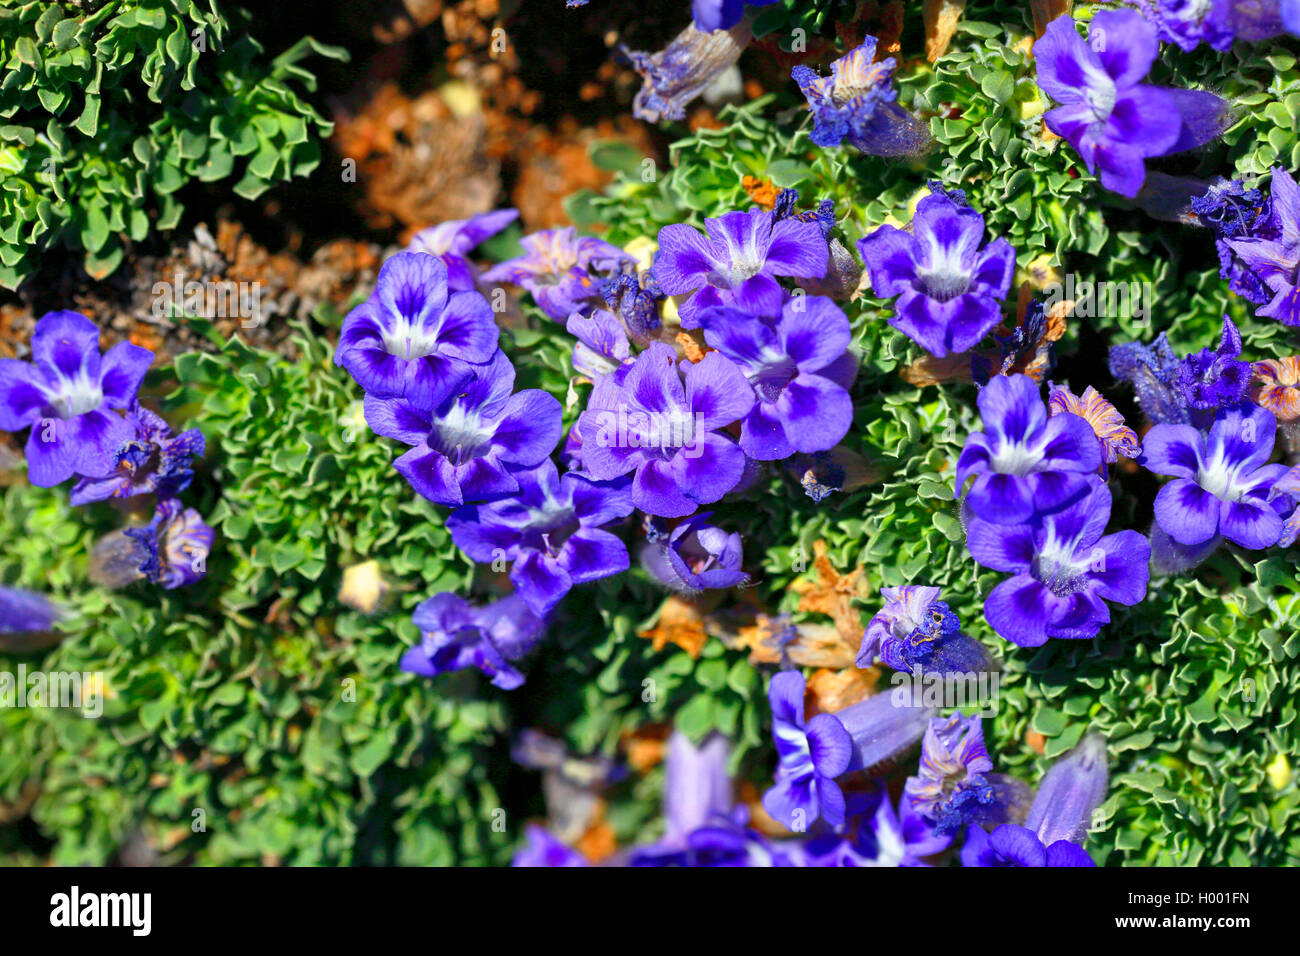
<box><xmin>0</xmin><ymin>0</ymin><xmax>342</xmax><ymax>287</ymax></box>
<box><xmin>1</xmin><ymin>1</ymin><xmax>1299</xmax><ymax>865</ymax></box>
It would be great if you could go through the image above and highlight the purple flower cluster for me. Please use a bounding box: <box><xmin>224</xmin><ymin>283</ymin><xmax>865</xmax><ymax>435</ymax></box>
<box><xmin>0</xmin><ymin>311</ymin><xmax>211</xmax><ymax>590</ymax></box>
<box><xmin>958</xmin><ymin>374</ymin><xmax>1150</xmax><ymax>645</ymax></box>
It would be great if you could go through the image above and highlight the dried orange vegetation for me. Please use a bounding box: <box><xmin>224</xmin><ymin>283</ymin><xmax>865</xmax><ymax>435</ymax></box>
<box><xmin>789</xmin><ymin>540</ymin><xmax>869</xmax><ymax>647</ymax></box>
<box><xmin>639</xmin><ymin>595</ymin><xmax>710</xmax><ymax>658</ymax></box>
<box><xmin>742</xmin><ymin>175</ymin><xmax>780</xmax><ymax>210</ymax></box>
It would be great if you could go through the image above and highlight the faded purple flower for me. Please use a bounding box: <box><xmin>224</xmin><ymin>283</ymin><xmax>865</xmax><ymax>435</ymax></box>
<box><xmin>641</xmin><ymin>511</ymin><xmax>748</xmax><ymax>592</ymax></box>
<box><xmin>1047</xmin><ymin>383</ymin><xmax>1140</xmax><ymax>477</ymax></box>
<box><xmin>336</xmin><ymin>252</ymin><xmax>498</xmax><ymax>409</ymax></box>
<box><xmin>1108</xmin><ymin>332</ymin><xmax>1187</xmax><ymax>425</ymax></box>
<box><xmin>956</xmin><ymin>373</ymin><xmax>1102</xmax><ymax>526</ymax></box>
<box><xmin>482</xmin><ymin>227</ymin><xmax>631</xmax><ymax>320</ymax></box>
<box><xmin>1034</xmin><ymin>10</ymin><xmax>1228</xmax><ymax>198</ymax></box>
<box><xmin>792</xmin><ymin>36</ymin><xmax>929</xmax><ymax>157</ymax></box>
<box><xmin>0</xmin><ymin>311</ymin><xmax>152</xmax><ymax>487</ymax></box>
<box><xmin>402</xmin><ymin>592</ymin><xmax>545</xmax><ymax>690</ymax></box>
<box><xmin>89</xmin><ymin>498</ymin><xmax>213</xmax><ymax>590</ymax></box>
<box><xmin>967</xmin><ymin>477</ymin><xmax>1151</xmax><ymax>646</ymax></box>
<box><xmin>858</xmin><ymin>189</ymin><xmax>1015</xmax><ymax>358</ymax></box>
<box><xmin>905</xmin><ymin>714</ymin><xmax>1027</xmax><ymax>835</ymax></box>
<box><xmin>1141</xmin><ymin>402</ymin><xmax>1289</xmax><ymax>549</ymax></box>
<box><xmin>697</xmin><ymin>296</ymin><xmax>855</xmax><ymax>460</ymax></box>
<box><xmin>70</xmin><ymin>403</ymin><xmax>204</xmax><ymax>506</ymax></box>
<box><xmin>447</xmin><ymin>459</ymin><xmax>634</xmax><ymax>616</ymax></box>
<box><xmin>577</xmin><ymin>342</ymin><xmax>754</xmax><ymax>518</ymax></box>
<box><xmin>407</xmin><ymin>209</ymin><xmax>520</xmax><ymax>291</ymax></box>
<box><xmin>365</xmin><ymin>351</ymin><xmax>562</xmax><ymax>506</ymax></box>
<box><xmin>1226</xmin><ymin>167</ymin><xmax>1300</xmax><ymax>327</ymax></box>
<box><xmin>855</xmin><ymin>586</ymin><xmax>992</xmax><ymax>677</ymax></box>
<box><xmin>654</xmin><ymin>208</ymin><xmax>828</xmax><ymax>329</ymax></box>
<box><xmin>621</xmin><ymin>20</ymin><xmax>751</xmax><ymax>124</ymax></box>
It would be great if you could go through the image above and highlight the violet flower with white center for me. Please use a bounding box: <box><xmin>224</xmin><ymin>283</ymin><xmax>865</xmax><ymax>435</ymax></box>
<box><xmin>697</xmin><ymin>296</ymin><xmax>854</xmax><ymax>460</ymax></box>
<box><xmin>1132</xmin><ymin>0</ymin><xmax>1236</xmax><ymax>51</ymax></box>
<box><xmin>70</xmin><ymin>403</ymin><xmax>205</xmax><ymax>506</ymax></box>
<box><xmin>336</xmin><ymin>252</ymin><xmax>499</xmax><ymax>409</ymax></box>
<box><xmin>905</xmin><ymin>714</ymin><xmax>1029</xmax><ymax>836</ymax></box>
<box><xmin>482</xmin><ymin>227</ymin><xmax>631</xmax><ymax>320</ymax></box>
<box><xmin>653</xmin><ymin>208</ymin><xmax>828</xmax><ymax>329</ymax></box>
<box><xmin>967</xmin><ymin>477</ymin><xmax>1151</xmax><ymax>646</ymax></box>
<box><xmin>1226</xmin><ymin>167</ymin><xmax>1300</xmax><ymax>327</ymax></box>
<box><xmin>791</xmin><ymin>36</ymin><xmax>930</xmax><ymax>157</ymax></box>
<box><xmin>796</xmin><ymin>787</ymin><xmax>950</xmax><ymax>867</ymax></box>
<box><xmin>0</xmin><ymin>311</ymin><xmax>152</xmax><ymax>487</ymax></box>
<box><xmin>1033</xmin><ymin>10</ymin><xmax>1229</xmax><ymax>199</ymax></box>
<box><xmin>401</xmin><ymin>592</ymin><xmax>545</xmax><ymax>690</ymax></box>
<box><xmin>446</xmin><ymin>459</ymin><xmax>634</xmax><ymax>616</ymax></box>
<box><xmin>641</xmin><ymin>511</ymin><xmax>748</xmax><ymax>592</ymax></box>
<box><xmin>620</xmin><ymin>19</ymin><xmax>752</xmax><ymax>124</ymax></box>
<box><xmin>1047</xmin><ymin>383</ymin><xmax>1140</xmax><ymax>478</ymax></box>
<box><xmin>963</xmin><ymin>732</ymin><xmax>1107</xmax><ymax>867</ymax></box>
<box><xmin>364</xmin><ymin>351</ymin><xmax>562</xmax><ymax>507</ymax></box>
<box><xmin>577</xmin><ymin>342</ymin><xmax>755</xmax><ymax>518</ymax></box>
<box><xmin>857</xmin><ymin>189</ymin><xmax>1016</xmax><ymax>358</ymax></box>
<box><xmin>407</xmin><ymin>209</ymin><xmax>519</xmax><ymax>292</ymax></box>
<box><xmin>1108</xmin><ymin>332</ymin><xmax>1188</xmax><ymax>425</ymax></box>
<box><xmin>763</xmin><ymin>670</ymin><xmax>934</xmax><ymax>830</ymax></box>
<box><xmin>1141</xmin><ymin>402</ymin><xmax>1290</xmax><ymax>550</ymax></box>
<box><xmin>955</xmin><ymin>373</ymin><xmax>1102</xmax><ymax>526</ymax></box>
<box><xmin>856</xmin><ymin>586</ymin><xmax>994</xmax><ymax>677</ymax></box>
<box><xmin>89</xmin><ymin>498</ymin><xmax>214</xmax><ymax>590</ymax></box>
<box><xmin>567</xmin><ymin>310</ymin><xmax>632</xmax><ymax>384</ymax></box>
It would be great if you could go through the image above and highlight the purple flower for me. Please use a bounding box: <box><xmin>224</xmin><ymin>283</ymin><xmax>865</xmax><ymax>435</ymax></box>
<box><xmin>1287</xmin><ymin>0</ymin><xmax>1300</xmax><ymax>33</ymax></box>
<box><xmin>577</xmin><ymin>342</ymin><xmax>754</xmax><ymax>518</ymax></box>
<box><xmin>1133</xmin><ymin>0</ymin><xmax>1236</xmax><ymax>51</ymax></box>
<box><xmin>336</xmin><ymin>252</ymin><xmax>499</xmax><ymax>409</ymax></box>
<box><xmin>621</xmin><ymin>20</ymin><xmax>752</xmax><ymax>124</ymax></box>
<box><xmin>1177</xmin><ymin>317</ymin><xmax>1253</xmax><ymax>429</ymax></box>
<box><xmin>482</xmin><ymin>227</ymin><xmax>631</xmax><ymax>320</ymax></box>
<box><xmin>763</xmin><ymin>670</ymin><xmax>854</xmax><ymax>829</ymax></box>
<box><xmin>401</xmin><ymin>592</ymin><xmax>545</xmax><ymax>690</ymax></box>
<box><xmin>697</xmin><ymin>296</ymin><xmax>854</xmax><ymax>460</ymax></box>
<box><xmin>791</xmin><ymin>37</ymin><xmax>929</xmax><ymax>157</ymax></box>
<box><xmin>1270</xmin><ymin>463</ymin><xmax>1300</xmax><ymax>547</ymax></box>
<box><xmin>70</xmin><ymin>403</ymin><xmax>204</xmax><ymax>506</ymax></box>
<box><xmin>1141</xmin><ymin>403</ymin><xmax>1290</xmax><ymax>549</ymax></box>
<box><xmin>961</xmin><ymin>823</ymin><xmax>1096</xmax><ymax>867</ymax></box>
<box><xmin>0</xmin><ymin>586</ymin><xmax>62</xmax><ymax>635</ymax></box>
<box><xmin>857</xmin><ymin>189</ymin><xmax>1015</xmax><ymax>358</ymax></box>
<box><xmin>856</xmin><ymin>586</ymin><xmax>993</xmax><ymax>677</ymax></box>
<box><xmin>1025</xmin><ymin>732</ymin><xmax>1109</xmax><ymax>847</ymax></box>
<box><xmin>905</xmin><ymin>714</ymin><xmax>1027</xmax><ymax>835</ymax></box>
<box><xmin>1108</xmin><ymin>332</ymin><xmax>1187</xmax><ymax>425</ymax></box>
<box><xmin>511</xmin><ymin>825</ymin><xmax>588</xmax><ymax>867</ymax></box>
<box><xmin>641</xmin><ymin>511</ymin><xmax>748</xmax><ymax>592</ymax></box>
<box><xmin>1226</xmin><ymin>167</ymin><xmax>1300</xmax><ymax>327</ymax></box>
<box><xmin>1034</xmin><ymin>10</ymin><xmax>1228</xmax><ymax>198</ymax></box>
<box><xmin>796</xmin><ymin>788</ymin><xmax>951</xmax><ymax>866</ymax></box>
<box><xmin>967</xmin><ymin>477</ymin><xmax>1151</xmax><ymax>646</ymax></box>
<box><xmin>90</xmin><ymin>498</ymin><xmax>213</xmax><ymax>590</ymax></box>
<box><xmin>692</xmin><ymin>0</ymin><xmax>778</xmax><ymax>32</ymax></box>
<box><xmin>446</xmin><ymin>459</ymin><xmax>634</xmax><ymax>616</ymax></box>
<box><xmin>0</xmin><ymin>311</ymin><xmax>152</xmax><ymax>487</ymax></box>
<box><xmin>956</xmin><ymin>373</ymin><xmax>1102</xmax><ymax>526</ymax></box>
<box><xmin>407</xmin><ymin>209</ymin><xmax>519</xmax><ymax>291</ymax></box>
<box><xmin>763</xmin><ymin>670</ymin><xmax>934</xmax><ymax>830</ymax></box>
<box><xmin>653</xmin><ymin>208</ymin><xmax>828</xmax><ymax>329</ymax></box>
<box><xmin>567</xmin><ymin>310</ymin><xmax>632</xmax><ymax>383</ymax></box>
<box><xmin>1192</xmin><ymin>177</ymin><xmax>1277</xmax><ymax>306</ymax></box>
<box><xmin>599</xmin><ymin>261</ymin><xmax>663</xmax><ymax>345</ymax></box>
<box><xmin>364</xmin><ymin>351</ymin><xmax>562</xmax><ymax>507</ymax></box>
<box><xmin>963</xmin><ymin>733</ymin><xmax>1105</xmax><ymax>866</ymax></box>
